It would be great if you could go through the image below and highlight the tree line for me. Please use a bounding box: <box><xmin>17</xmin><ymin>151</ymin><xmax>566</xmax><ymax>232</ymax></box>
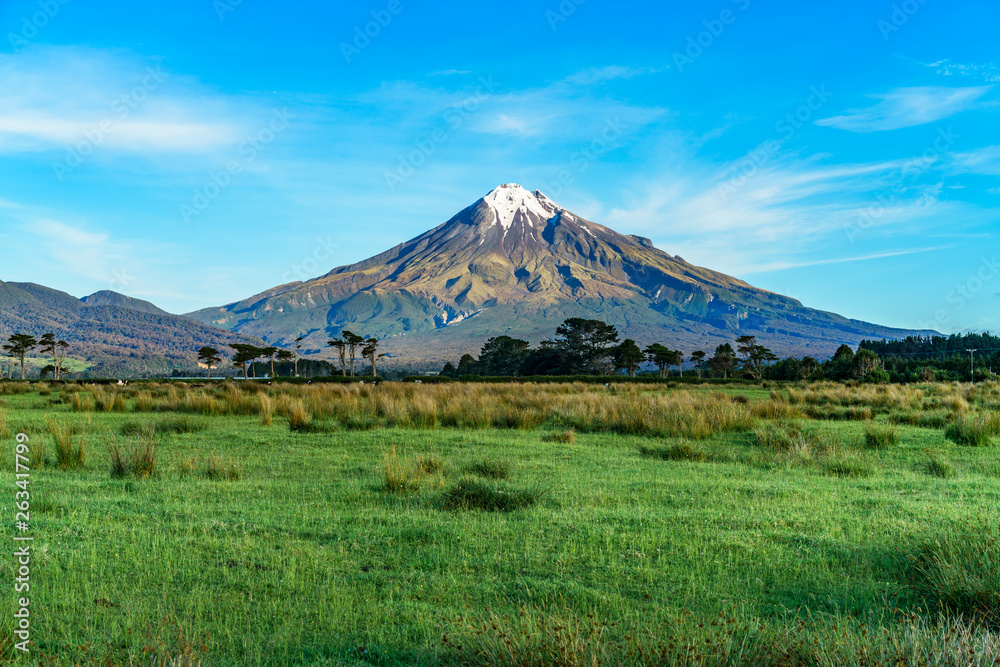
<box><xmin>2</xmin><ymin>333</ymin><xmax>70</xmax><ymax>380</ymax></box>
<box><xmin>438</xmin><ymin>318</ymin><xmax>906</xmax><ymax>383</ymax></box>
<box><xmin>195</xmin><ymin>330</ymin><xmax>385</xmax><ymax>380</ymax></box>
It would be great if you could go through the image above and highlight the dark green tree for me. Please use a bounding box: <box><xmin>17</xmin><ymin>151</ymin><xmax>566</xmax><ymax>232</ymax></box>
<box><xmin>457</xmin><ymin>353</ymin><xmax>477</xmax><ymax>376</ymax></box>
<box><xmin>3</xmin><ymin>333</ymin><xmax>37</xmax><ymax>380</ymax></box>
<box><xmin>549</xmin><ymin>318</ymin><xmax>620</xmax><ymax>374</ymax></box>
<box><xmin>644</xmin><ymin>343</ymin><xmax>673</xmax><ymax>378</ymax></box>
<box><xmin>709</xmin><ymin>343</ymin><xmax>737</xmax><ymax>379</ymax></box>
<box><xmin>327</xmin><ymin>338</ymin><xmax>347</xmax><ymax>376</ymax></box>
<box><xmin>198</xmin><ymin>346</ymin><xmax>222</xmax><ymax>379</ymax></box>
<box><xmin>614</xmin><ymin>339</ymin><xmax>645</xmax><ymax>377</ymax></box>
<box><xmin>276</xmin><ymin>350</ymin><xmax>295</xmax><ymax>377</ymax></box>
<box><xmin>261</xmin><ymin>346</ymin><xmax>278</xmax><ymax>379</ymax></box>
<box><xmin>440</xmin><ymin>362</ymin><xmax>457</xmax><ymax>378</ymax></box>
<box><xmin>341</xmin><ymin>330</ymin><xmax>365</xmax><ymax>377</ymax></box>
<box><xmin>478</xmin><ymin>336</ymin><xmax>530</xmax><ymax>376</ymax></box>
<box><xmin>229</xmin><ymin>344</ymin><xmax>260</xmax><ymax>380</ymax></box>
<box><xmin>689</xmin><ymin>350</ymin><xmax>707</xmax><ymax>378</ymax></box>
<box><xmin>362</xmin><ymin>338</ymin><xmax>383</xmax><ymax>377</ymax></box>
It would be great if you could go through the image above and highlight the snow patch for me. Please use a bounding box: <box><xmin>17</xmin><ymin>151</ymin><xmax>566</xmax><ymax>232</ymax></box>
<box><xmin>484</xmin><ymin>184</ymin><xmax>557</xmax><ymax>238</ymax></box>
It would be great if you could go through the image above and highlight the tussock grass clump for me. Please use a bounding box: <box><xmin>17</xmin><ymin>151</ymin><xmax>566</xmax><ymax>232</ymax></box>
<box><xmin>205</xmin><ymin>455</ymin><xmax>242</xmax><ymax>481</ymax></box>
<box><xmin>70</xmin><ymin>392</ymin><xmax>94</xmax><ymax>412</ymax></box>
<box><xmin>912</xmin><ymin>520</ymin><xmax>1000</xmax><ymax>625</ymax></box>
<box><xmin>923</xmin><ymin>453</ymin><xmax>956</xmax><ymax>479</ymax></box>
<box><xmin>443</xmin><ymin>607</ymin><xmax>1000</xmax><ymax>666</ymax></box>
<box><xmin>121</xmin><ymin>417</ymin><xmax>202</xmax><ymax>437</ymax></box>
<box><xmin>27</xmin><ymin>435</ymin><xmax>45</xmax><ymax>467</ymax></box>
<box><xmin>285</xmin><ymin>399</ymin><xmax>313</xmax><ymax>431</ymax></box>
<box><xmin>442</xmin><ymin>477</ymin><xmax>544</xmax><ymax>512</ymax></box>
<box><xmin>945</xmin><ymin>414</ymin><xmax>1000</xmax><ymax>447</ymax></box>
<box><xmin>0</xmin><ymin>407</ymin><xmax>7</xmax><ymax>439</ymax></box>
<box><xmin>258</xmin><ymin>392</ymin><xmax>273</xmax><ymax>426</ymax></box>
<box><xmin>416</xmin><ymin>453</ymin><xmax>446</xmax><ymax>475</ymax></box>
<box><xmin>108</xmin><ymin>435</ymin><xmax>156</xmax><ymax>479</ymax></box>
<box><xmin>133</xmin><ymin>391</ymin><xmax>155</xmax><ymax>411</ymax></box>
<box><xmin>638</xmin><ymin>440</ymin><xmax>714</xmax><ymax>463</ymax></box>
<box><xmin>823</xmin><ymin>452</ymin><xmax>875</xmax><ymax>478</ymax></box>
<box><xmin>541</xmin><ymin>428</ymin><xmax>576</xmax><ymax>443</ymax></box>
<box><xmin>864</xmin><ymin>422</ymin><xmax>899</xmax><ymax>449</ymax></box>
<box><xmin>178</xmin><ymin>456</ymin><xmax>199</xmax><ymax>477</ymax></box>
<box><xmin>888</xmin><ymin>409</ymin><xmax>952</xmax><ymax>429</ymax></box>
<box><xmin>94</xmin><ymin>388</ymin><xmax>126</xmax><ymax>413</ymax></box>
<box><xmin>0</xmin><ymin>382</ymin><xmax>31</xmax><ymax>395</ymax></box>
<box><xmin>47</xmin><ymin>418</ymin><xmax>86</xmax><ymax>470</ymax></box>
<box><xmin>382</xmin><ymin>446</ymin><xmax>421</xmax><ymax>493</ymax></box>
<box><xmin>468</xmin><ymin>457</ymin><xmax>512</xmax><ymax>479</ymax></box>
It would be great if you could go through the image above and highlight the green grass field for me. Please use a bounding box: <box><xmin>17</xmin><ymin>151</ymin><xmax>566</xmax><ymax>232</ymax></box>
<box><xmin>1</xmin><ymin>381</ymin><xmax>999</xmax><ymax>665</ymax></box>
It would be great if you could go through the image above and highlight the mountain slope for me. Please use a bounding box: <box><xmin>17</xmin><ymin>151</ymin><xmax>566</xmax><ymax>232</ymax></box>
<box><xmin>187</xmin><ymin>184</ymin><xmax>935</xmax><ymax>366</ymax></box>
<box><xmin>0</xmin><ymin>282</ymin><xmax>259</xmax><ymax>377</ymax></box>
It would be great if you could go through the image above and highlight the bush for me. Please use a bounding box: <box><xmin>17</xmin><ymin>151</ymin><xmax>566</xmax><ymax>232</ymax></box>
<box><xmin>864</xmin><ymin>422</ymin><xmax>899</xmax><ymax>449</ymax></box>
<box><xmin>442</xmin><ymin>478</ymin><xmax>544</xmax><ymax>512</ymax></box>
<box><xmin>945</xmin><ymin>414</ymin><xmax>1000</xmax><ymax>447</ymax></box>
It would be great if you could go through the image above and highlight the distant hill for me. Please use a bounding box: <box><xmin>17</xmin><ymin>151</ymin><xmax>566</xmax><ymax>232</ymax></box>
<box><xmin>0</xmin><ymin>281</ymin><xmax>260</xmax><ymax>377</ymax></box>
<box><xmin>187</xmin><ymin>183</ymin><xmax>936</xmax><ymax>367</ymax></box>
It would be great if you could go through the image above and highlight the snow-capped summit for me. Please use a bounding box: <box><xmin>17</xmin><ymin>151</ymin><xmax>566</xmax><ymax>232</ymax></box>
<box><xmin>482</xmin><ymin>183</ymin><xmax>559</xmax><ymax>231</ymax></box>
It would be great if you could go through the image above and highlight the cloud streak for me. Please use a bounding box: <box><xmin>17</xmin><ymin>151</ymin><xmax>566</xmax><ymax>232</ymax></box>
<box><xmin>816</xmin><ymin>86</ymin><xmax>992</xmax><ymax>133</ymax></box>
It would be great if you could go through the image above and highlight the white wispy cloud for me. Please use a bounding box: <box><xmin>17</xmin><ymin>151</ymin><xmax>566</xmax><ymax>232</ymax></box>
<box><xmin>0</xmin><ymin>46</ymin><xmax>251</xmax><ymax>155</ymax></box>
<box><xmin>816</xmin><ymin>86</ymin><xmax>992</xmax><ymax>133</ymax></box>
<box><xmin>563</xmin><ymin>65</ymin><xmax>664</xmax><ymax>86</ymax></box>
<box><xmin>926</xmin><ymin>59</ymin><xmax>1000</xmax><ymax>83</ymax></box>
<box><xmin>948</xmin><ymin>145</ymin><xmax>1000</xmax><ymax>176</ymax></box>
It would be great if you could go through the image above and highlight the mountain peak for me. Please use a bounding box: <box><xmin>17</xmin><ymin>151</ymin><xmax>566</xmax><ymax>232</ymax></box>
<box><xmin>482</xmin><ymin>183</ymin><xmax>559</xmax><ymax>232</ymax></box>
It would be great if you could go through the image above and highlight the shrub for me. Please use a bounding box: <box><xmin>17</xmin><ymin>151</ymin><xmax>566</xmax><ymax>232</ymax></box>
<box><xmin>442</xmin><ymin>478</ymin><xmax>544</xmax><ymax>512</ymax></box>
<box><xmin>468</xmin><ymin>457</ymin><xmax>512</xmax><ymax>479</ymax></box>
<box><xmin>47</xmin><ymin>418</ymin><xmax>86</xmax><ymax>470</ymax></box>
<box><xmin>864</xmin><ymin>422</ymin><xmax>899</xmax><ymax>449</ymax></box>
<box><xmin>945</xmin><ymin>414</ymin><xmax>1000</xmax><ymax>447</ymax></box>
<box><xmin>541</xmin><ymin>428</ymin><xmax>576</xmax><ymax>444</ymax></box>
<box><xmin>205</xmin><ymin>456</ymin><xmax>242</xmax><ymax>481</ymax></box>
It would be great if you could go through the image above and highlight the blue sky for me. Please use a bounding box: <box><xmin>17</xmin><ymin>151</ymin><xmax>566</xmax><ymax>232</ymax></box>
<box><xmin>0</xmin><ymin>0</ymin><xmax>997</xmax><ymax>334</ymax></box>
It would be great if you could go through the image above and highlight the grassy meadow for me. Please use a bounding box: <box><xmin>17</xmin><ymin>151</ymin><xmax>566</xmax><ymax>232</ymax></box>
<box><xmin>1</xmin><ymin>379</ymin><xmax>999</xmax><ymax>665</ymax></box>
